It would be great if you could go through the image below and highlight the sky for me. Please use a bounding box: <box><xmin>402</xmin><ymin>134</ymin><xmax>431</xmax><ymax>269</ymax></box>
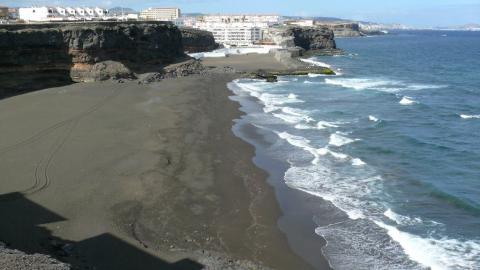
<box><xmin>3</xmin><ymin>0</ymin><xmax>480</xmax><ymax>27</ymax></box>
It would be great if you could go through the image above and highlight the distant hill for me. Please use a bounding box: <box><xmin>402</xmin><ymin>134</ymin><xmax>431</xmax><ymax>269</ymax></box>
<box><xmin>182</xmin><ymin>13</ymin><xmax>206</xmax><ymax>17</ymax></box>
<box><xmin>283</xmin><ymin>16</ymin><xmax>350</xmax><ymax>22</ymax></box>
<box><xmin>108</xmin><ymin>7</ymin><xmax>138</xmax><ymax>16</ymax></box>
<box><xmin>435</xmin><ymin>23</ymin><xmax>480</xmax><ymax>31</ymax></box>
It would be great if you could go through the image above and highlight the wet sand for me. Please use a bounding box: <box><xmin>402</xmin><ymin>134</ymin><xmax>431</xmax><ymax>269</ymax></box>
<box><xmin>0</xmin><ymin>54</ymin><xmax>328</xmax><ymax>269</ymax></box>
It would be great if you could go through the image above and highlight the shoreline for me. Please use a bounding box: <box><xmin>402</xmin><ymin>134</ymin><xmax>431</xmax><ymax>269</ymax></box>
<box><xmin>0</xmin><ymin>53</ymin><xmax>330</xmax><ymax>269</ymax></box>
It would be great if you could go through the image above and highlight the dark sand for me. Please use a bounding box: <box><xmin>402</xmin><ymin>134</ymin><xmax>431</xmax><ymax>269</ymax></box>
<box><xmin>0</xmin><ymin>54</ymin><xmax>328</xmax><ymax>269</ymax></box>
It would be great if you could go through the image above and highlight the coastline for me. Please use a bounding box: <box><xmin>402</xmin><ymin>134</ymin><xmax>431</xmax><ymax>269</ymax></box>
<box><xmin>0</xmin><ymin>53</ymin><xmax>329</xmax><ymax>269</ymax></box>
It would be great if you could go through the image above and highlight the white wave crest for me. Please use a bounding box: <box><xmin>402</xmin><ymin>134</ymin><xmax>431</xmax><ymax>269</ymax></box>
<box><xmin>329</xmin><ymin>133</ymin><xmax>359</xmax><ymax>147</ymax></box>
<box><xmin>300</xmin><ymin>58</ymin><xmax>331</xmax><ymax>68</ymax></box>
<box><xmin>276</xmin><ymin>132</ymin><xmax>320</xmax><ymax>164</ymax></box>
<box><xmin>232</xmin><ymin>81</ymin><xmax>305</xmax><ymax>113</ymax></box>
<box><xmin>375</xmin><ymin>221</ymin><xmax>480</xmax><ymax>270</ymax></box>
<box><xmin>308</xmin><ymin>73</ymin><xmax>327</xmax><ymax>78</ymax></box>
<box><xmin>294</xmin><ymin>120</ymin><xmax>341</xmax><ymax>130</ymax></box>
<box><xmin>352</xmin><ymin>158</ymin><xmax>366</xmax><ymax>166</ymax></box>
<box><xmin>399</xmin><ymin>96</ymin><xmax>417</xmax><ymax>105</ymax></box>
<box><xmin>460</xmin><ymin>114</ymin><xmax>480</xmax><ymax>119</ymax></box>
<box><xmin>369</xmin><ymin>115</ymin><xmax>380</xmax><ymax>122</ymax></box>
<box><xmin>384</xmin><ymin>209</ymin><xmax>423</xmax><ymax>226</ymax></box>
<box><xmin>325</xmin><ymin>77</ymin><xmax>445</xmax><ymax>93</ymax></box>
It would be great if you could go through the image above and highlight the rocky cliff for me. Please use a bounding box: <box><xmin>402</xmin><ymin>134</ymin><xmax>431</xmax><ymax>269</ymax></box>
<box><xmin>180</xmin><ymin>27</ymin><xmax>218</xmax><ymax>53</ymax></box>
<box><xmin>322</xmin><ymin>23</ymin><xmax>364</xmax><ymax>37</ymax></box>
<box><xmin>266</xmin><ymin>26</ymin><xmax>336</xmax><ymax>51</ymax></box>
<box><xmin>0</xmin><ymin>22</ymin><xmax>187</xmax><ymax>95</ymax></box>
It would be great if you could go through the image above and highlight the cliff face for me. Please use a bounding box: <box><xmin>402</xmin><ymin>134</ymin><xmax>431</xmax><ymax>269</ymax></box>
<box><xmin>287</xmin><ymin>27</ymin><xmax>336</xmax><ymax>50</ymax></box>
<box><xmin>323</xmin><ymin>23</ymin><xmax>364</xmax><ymax>37</ymax></box>
<box><xmin>0</xmin><ymin>22</ymin><xmax>185</xmax><ymax>87</ymax></box>
<box><xmin>267</xmin><ymin>26</ymin><xmax>336</xmax><ymax>51</ymax></box>
<box><xmin>180</xmin><ymin>28</ymin><xmax>218</xmax><ymax>53</ymax></box>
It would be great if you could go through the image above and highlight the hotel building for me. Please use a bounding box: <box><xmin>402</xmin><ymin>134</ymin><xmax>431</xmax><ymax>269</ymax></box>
<box><xmin>193</xmin><ymin>14</ymin><xmax>280</xmax><ymax>46</ymax></box>
<box><xmin>199</xmin><ymin>23</ymin><xmax>263</xmax><ymax>46</ymax></box>
<box><xmin>139</xmin><ymin>8</ymin><xmax>180</xmax><ymax>21</ymax></box>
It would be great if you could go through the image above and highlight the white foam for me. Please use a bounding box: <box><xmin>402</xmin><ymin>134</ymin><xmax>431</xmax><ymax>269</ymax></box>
<box><xmin>283</xmin><ymin>166</ymin><xmax>384</xmax><ymax>221</ymax></box>
<box><xmin>369</xmin><ymin>115</ymin><xmax>379</xmax><ymax>122</ymax></box>
<box><xmin>375</xmin><ymin>221</ymin><xmax>480</xmax><ymax>270</ymax></box>
<box><xmin>329</xmin><ymin>133</ymin><xmax>358</xmax><ymax>147</ymax></box>
<box><xmin>300</xmin><ymin>58</ymin><xmax>331</xmax><ymax>68</ymax></box>
<box><xmin>276</xmin><ymin>132</ymin><xmax>320</xmax><ymax>164</ymax></box>
<box><xmin>399</xmin><ymin>96</ymin><xmax>417</xmax><ymax>105</ymax></box>
<box><xmin>294</xmin><ymin>120</ymin><xmax>341</xmax><ymax>130</ymax></box>
<box><xmin>304</xmin><ymin>80</ymin><xmax>320</xmax><ymax>84</ymax></box>
<box><xmin>384</xmin><ymin>209</ymin><xmax>422</xmax><ymax>226</ymax></box>
<box><xmin>352</xmin><ymin>158</ymin><xmax>366</xmax><ymax>166</ymax></box>
<box><xmin>325</xmin><ymin>78</ymin><xmax>402</xmax><ymax>91</ymax></box>
<box><xmin>288</xmin><ymin>93</ymin><xmax>298</xmax><ymax>99</ymax></box>
<box><xmin>325</xmin><ymin>77</ymin><xmax>445</xmax><ymax>93</ymax></box>
<box><xmin>273</xmin><ymin>112</ymin><xmax>310</xmax><ymax>124</ymax></box>
<box><xmin>308</xmin><ymin>73</ymin><xmax>327</xmax><ymax>78</ymax></box>
<box><xmin>460</xmin><ymin>114</ymin><xmax>480</xmax><ymax>119</ymax></box>
<box><xmin>317</xmin><ymin>121</ymin><xmax>340</xmax><ymax>129</ymax></box>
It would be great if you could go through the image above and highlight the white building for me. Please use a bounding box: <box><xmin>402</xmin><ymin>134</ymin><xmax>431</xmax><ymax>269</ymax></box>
<box><xmin>19</xmin><ymin>6</ymin><xmax>109</xmax><ymax>22</ymax></box>
<box><xmin>139</xmin><ymin>7</ymin><xmax>180</xmax><ymax>21</ymax></box>
<box><xmin>200</xmin><ymin>14</ymin><xmax>280</xmax><ymax>25</ymax></box>
<box><xmin>286</xmin><ymin>19</ymin><xmax>315</xmax><ymax>27</ymax></box>
<box><xmin>94</xmin><ymin>7</ymin><xmax>106</xmax><ymax>17</ymax></box>
<box><xmin>65</xmin><ymin>7</ymin><xmax>76</xmax><ymax>16</ymax></box>
<box><xmin>19</xmin><ymin>7</ymin><xmax>62</xmax><ymax>21</ymax></box>
<box><xmin>191</xmin><ymin>14</ymin><xmax>280</xmax><ymax>46</ymax></box>
<box><xmin>195</xmin><ymin>22</ymin><xmax>263</xmax><ymax>46</ymax></box>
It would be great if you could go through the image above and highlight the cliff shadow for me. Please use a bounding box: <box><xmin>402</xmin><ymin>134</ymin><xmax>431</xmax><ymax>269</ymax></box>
<box><xmin>0</xmin><ymin>70</ymin><xmax>74</xmax><ymax>100</ymax></box>
<box><xmin>0</xmin><ymin>192</ymin><xmax>203</xmax><ymax>270</ymax></box>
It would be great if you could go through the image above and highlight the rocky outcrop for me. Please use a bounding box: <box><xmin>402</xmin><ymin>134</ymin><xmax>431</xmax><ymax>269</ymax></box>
<box><xmin>180</xmin><ymin>28</ymin><xmax>218</xmax><ymax>53</ymax></box>
<box><xmin>138</xmin><ymin>59</ymin><xmax>205</xmax><ymax>84</ymax></box>
<box><xmin>322</xmin><ymin>23</ymin><xmax>365</xmax><ymax>37</ymax></box>
<box><xmin>0</xmin><ymin>242</ymin><xmax>71</xmax><ymax>270</ymax></box>
<box><xmin>0</xmin><ymin>22</ymin><xmax>187</xmax><ymax>95</ymax></box>
<box><xmin>266</xmin><ymin>26</ymin><xmax>336</xmax><ymax>51</ymax></box>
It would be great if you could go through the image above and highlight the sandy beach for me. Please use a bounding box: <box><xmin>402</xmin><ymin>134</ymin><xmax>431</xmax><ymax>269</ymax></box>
<box><xmin>0</xmin><ymin>54</ymin><xmax>329</xmax><ymax>269</ymax></box>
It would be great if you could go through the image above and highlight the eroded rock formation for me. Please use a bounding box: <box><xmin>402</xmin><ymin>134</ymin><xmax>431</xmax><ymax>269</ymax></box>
<box><xmin>0</xmin><ymin>22</ymin><xmax>187</xmax><ymax>96</ymax></box>
<box><xmin>180</xmin><ymin>28</ymin><xmax>218</xmax><ymax>53</ymax></box>
<box><xmin>266</xmin><ymin>26</ymin><xmax>336</xmax><ymax>51</ymax></box>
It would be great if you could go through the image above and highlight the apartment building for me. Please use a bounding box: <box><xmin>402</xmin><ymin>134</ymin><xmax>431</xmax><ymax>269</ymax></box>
<box><xmin>18</xmin><ymin>6</ymin><xmax>109</xmax><ymax>22</ymax></box>
<box><xmin>196</xmin><ymin>22</ymin><xmax>263</xmax><ymax>46</ymax></box>
<box><xmin>139</xmin><ymin>8</ymin><xmax>180</xmax><ymax>21</ymax></box>
<box><xmin>200</xmin><ymin>14</ymin><xmax>280</xmax><ymax>25</ymax></box>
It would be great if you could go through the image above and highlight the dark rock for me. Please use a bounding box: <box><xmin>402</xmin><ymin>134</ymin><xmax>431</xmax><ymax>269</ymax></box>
<box><xmin>137</xmin><ymin>72</ymin><xmax>164</xmax><ymax>84</ymax></box>
<box><xmin>180</xmin><ymin>27</ymin><xmax>218</xmax><ymax>53</ymax></box>
<box><xmin>70</xmin><ymin>61</ymin><xmax>135</xmax><ymax>82</ymax></box>
<box><xmin>267</xmin><ymin>26</ymin><xmax>336</xmax><ymax>51</ymax></box>
<box><xmin>0</xmin><ymin>22</ymin><xmax>186</xmax><ymax>87</ymax></box>
<box><xmin>286</xmin><ymin>26</ymin><xmax>336</xmax><ymax>51</ymax></box>
<box><xmin>320</xmin><ymin>23</ymin><xmax>365</xmax><ymax>37</ymax></box>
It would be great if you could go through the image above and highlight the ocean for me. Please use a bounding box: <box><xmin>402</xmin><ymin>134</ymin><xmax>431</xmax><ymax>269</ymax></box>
<box><xmin>228</xmin><ymin>31</ymin><xmax>480</xmax><ymax>269</ymax></box>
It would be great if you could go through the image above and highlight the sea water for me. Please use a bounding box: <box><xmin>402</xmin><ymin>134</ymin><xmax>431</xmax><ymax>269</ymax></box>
<box><xmin>229</xmin><ymin>31</ymin><xmax>480</xmax><ymax>269</ymax></box>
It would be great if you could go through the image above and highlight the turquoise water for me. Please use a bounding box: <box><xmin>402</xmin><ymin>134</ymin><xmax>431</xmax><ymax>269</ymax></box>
<box><xmin>229</xmin><ymin>31</ymin><xmax>480</xmax><ymax>269</ymax></box>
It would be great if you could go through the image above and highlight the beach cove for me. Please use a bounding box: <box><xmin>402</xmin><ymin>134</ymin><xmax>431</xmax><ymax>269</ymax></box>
<box><xmin>0</xmin><ymin>53</ymin><xmax>334</xmax><ymax>269</ymax></box>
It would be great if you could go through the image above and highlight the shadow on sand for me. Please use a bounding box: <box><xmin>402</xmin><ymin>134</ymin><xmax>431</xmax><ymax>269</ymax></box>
<box><xmin>0</xmin><ymin>192</ymin><xmax>203</xmax><ymax>270</ymax></box>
